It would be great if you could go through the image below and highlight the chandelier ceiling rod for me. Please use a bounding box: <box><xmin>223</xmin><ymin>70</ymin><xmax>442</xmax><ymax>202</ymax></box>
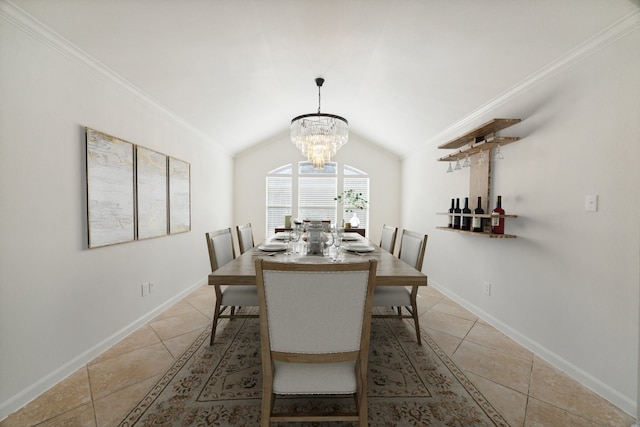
<box><xmin>316</xmin><ymin>77</ymin><xmax>323</xmax><ymax>114</ymax></box>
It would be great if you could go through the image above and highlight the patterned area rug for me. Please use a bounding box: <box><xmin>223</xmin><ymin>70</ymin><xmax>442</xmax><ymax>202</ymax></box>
<box><xmin>119</xmin><ymin>311</ymin><xmax>510</xmax><ymax>426</ymax></box>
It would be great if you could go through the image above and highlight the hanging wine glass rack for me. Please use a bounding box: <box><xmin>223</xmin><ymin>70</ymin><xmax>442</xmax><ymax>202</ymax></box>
<box><xmin>437</xmin><ymin>118</ymin><xmax>522</xmax><ymax>238</ymax></box>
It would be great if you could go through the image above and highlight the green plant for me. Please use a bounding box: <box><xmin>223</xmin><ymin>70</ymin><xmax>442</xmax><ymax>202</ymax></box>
<box><xmin>334</xmin><ymin>189</ymin><xmax>368</xmax><ymax>212</ymax></box>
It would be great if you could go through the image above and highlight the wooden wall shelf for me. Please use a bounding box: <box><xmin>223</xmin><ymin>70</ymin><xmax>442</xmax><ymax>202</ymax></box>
<box><xmin>435</xmin><ymin>227</ymin><xmax>517</xmax><ymax>238</ymax></box>
<box><xmin>438</xmin><ymin>118</ymin><xmax>522</xmax><ymax>238</ymax></box>
<box><xmin>437</xmin><ymin>118</ymin><xmax>521</xmax><ymax>150</ymax></box>
<box><xmin>438</xmin><ymin>136</ymin><xmax>520</xmax><ymax>162</ymax></box>
<box><xmin>436</xmin><ymin>213</ymin><xmax>518</xmax><ymax>219</ymax></box>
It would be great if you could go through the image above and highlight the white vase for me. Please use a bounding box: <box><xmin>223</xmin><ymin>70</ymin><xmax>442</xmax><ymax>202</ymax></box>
<box><xmin>350</xmin><ymin>212</ymin><xmax>360</xmax><ymax>228</ymax></box>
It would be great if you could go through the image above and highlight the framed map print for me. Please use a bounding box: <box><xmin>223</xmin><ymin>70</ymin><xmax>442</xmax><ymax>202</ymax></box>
<box><xmin>136</xmin><ymin>146</ymin><xmax>168</xmax><ymax>239</ymax></box>
<box><xmin>169</xmin><ymin>157</ymin><xmax>191</xmax><ymax>234</ymax></box>
<box><xmin>86</xmin><ymin>128</ymin><xmax>135</xmax><ymax>248</ymax></box>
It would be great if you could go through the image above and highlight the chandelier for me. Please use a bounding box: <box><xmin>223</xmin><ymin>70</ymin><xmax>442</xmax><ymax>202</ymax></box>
<box><xmin>291</xmin><ymin>77</ymin><xmax>349</xmax><ymax>170</ymax></box>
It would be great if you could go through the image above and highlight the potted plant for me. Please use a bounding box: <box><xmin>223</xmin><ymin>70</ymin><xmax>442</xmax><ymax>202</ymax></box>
<box><xmin>335</xmin><ymin>189</ymin><xmax>368</xmax><ymax>228</ymax></box>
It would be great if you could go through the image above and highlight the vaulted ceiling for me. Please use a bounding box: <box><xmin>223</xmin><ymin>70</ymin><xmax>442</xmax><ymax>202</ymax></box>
<box><xmin>11</xmin><ymin>0</ymin><xmax>639</xmax><ymax>156</ymax></box>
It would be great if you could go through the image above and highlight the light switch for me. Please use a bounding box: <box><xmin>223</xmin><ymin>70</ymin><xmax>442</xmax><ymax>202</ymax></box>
<box><xmin>585</xmin><ymin>195</ymin><xmax>598</xmax><ymax>212</ymax></box>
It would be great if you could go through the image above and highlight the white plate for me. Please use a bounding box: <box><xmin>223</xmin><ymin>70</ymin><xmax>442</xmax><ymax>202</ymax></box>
<box><xmin>258</xmin><ymin>243</ymin><xmax>286</xmax><ymax>252</ymax></box>
<box><xmin>341</xmin><ymin>235</ymin><xmax>360</xmax><ymax>241</ymax></box>
<box><xmin>344</xmin><ymin>244</ymin><xmax>374</xmax><ymax>252</ymax></box>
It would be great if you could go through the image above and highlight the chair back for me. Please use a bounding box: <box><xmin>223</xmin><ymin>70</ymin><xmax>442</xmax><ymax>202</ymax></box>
<box><xmin>236</xmin><ymin>223</ymin><xmax>254</xmax><ymax>254</ymax></box>
<box><xmin>397</xmin><ymin>230</ymin><xmax>428</xmax><ymax>271</ymax></box>
<box><xmin>256</xmin><ymin>260</ymin><xmax>376</xmax><ymax>356</ymax></box>
<box><xmin>380</xmin><ymin>224</ymin><xmax>398</xmax><ymax>253</ymax></box>
<box><xmin>205</xmin><ymin>228</ymin><xmax>236</xmax><ymax>272</ymax></box>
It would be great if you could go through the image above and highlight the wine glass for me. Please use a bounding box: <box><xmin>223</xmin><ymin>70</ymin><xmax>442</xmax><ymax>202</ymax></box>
<box><xmin>333</xmin><ymin>228</ymin><xmax>344</xmax><ymax>261</ymax></box>
<box><xmin>323</xmin><ymin>231</ymin><xmax>333</xmax><ymax>257</ymax></box>
<box><xmin>290</xmin><ymin>227</ymin><xmax>300</xmax><ymax>253</ymax></box>
<box><xmin>463</xmin><ymin>153</ymin><xmax>471</xmax><ymax>168</ymax></box>
<box><xmin>283</xmin><ymin>231</ymin><xmax>291</xmax><ymax>255</ymax></box>
<box><xmin>493</xmin><ymin>145</ymin><xmax>504</xmax><ymax>160</ymax></box>
<box><xmin>446</xmin><ymin>162</ymin><xmax>454</xmax><ymax>173</ymax></box>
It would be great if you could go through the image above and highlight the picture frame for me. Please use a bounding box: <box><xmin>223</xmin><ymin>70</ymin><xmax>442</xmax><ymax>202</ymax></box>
<box><xmin>169</xmin><ymin>156</ymin><xmax>191</xmax><ymax>234</ymax></box>
<box><xmin>86</xmin><ymin>128</ymin><xmax>135</xmax><ymax>248</ymax></box>
<box><xmin>136</xmin><ymin>146</ymin><xmax>168</xmax><ymax>240</ymax></box>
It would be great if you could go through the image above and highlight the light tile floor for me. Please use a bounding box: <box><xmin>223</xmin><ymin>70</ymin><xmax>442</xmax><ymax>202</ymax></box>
<box><xmin>1</xmin><ymin>284</ymin><xmax>635</xmax><ymax>426</ymax></box>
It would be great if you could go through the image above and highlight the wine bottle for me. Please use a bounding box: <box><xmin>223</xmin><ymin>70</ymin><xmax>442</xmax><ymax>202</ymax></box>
<box><xmin>448</xmin><ymin>199</ymin><xmax>454</xmax><ymax>228</ymax></box>
<box><xmin>491</xmin><ymin>195</ymin><xmax>505</xmax><ymax>234</ymax></box>
<box><xmin>461</xmin><ymin>197</ymin><xmax>471</xmax><ymax>230</ymax></box>
<box><xmin>453</xmin><ymin>198</ymin><xmax>461</xmax><ymax>229</ymax></box>
<box><xmin>473</xmin><ymin>196</ymin><xmax>484</xmax><ymax>232</ymax></box>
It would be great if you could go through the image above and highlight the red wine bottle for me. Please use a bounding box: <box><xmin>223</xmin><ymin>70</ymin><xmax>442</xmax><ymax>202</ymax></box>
<box><xmin>448</xmin><ymin>199</ymin><xmax>454</xmax><ymax>228</ymax></box>
<box><xmin>473</xmin><ymin>196</ymin><xmax>484</xmax><ymax>232</ymax></box>
<box><xmin>461</xmin><ymin>197</ymin><xmax>471</xmax><ymax>230</ymax></box>
<box><xmin>453</xmin><ymin>198</ymin><xmax>461</xmax><ymax>229</ymax></box>
<box><xmin>491</xmin><ymin>195</ymin><xmax>505</xmax><ymax>234</ymax></box>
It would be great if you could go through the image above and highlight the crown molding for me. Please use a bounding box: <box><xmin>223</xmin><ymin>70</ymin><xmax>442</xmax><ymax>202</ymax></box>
<box><xmin>0</xmin><ymin>0</ymin><xmax>231</xmax><ymax>156</ymax></box>
<box><xmin>414</xmin><ymin>9</ymin><xmax>640</xmax><ymax>156</ymax></box>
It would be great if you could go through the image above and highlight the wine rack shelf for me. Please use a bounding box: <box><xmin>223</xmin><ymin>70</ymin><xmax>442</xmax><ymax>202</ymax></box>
<box><xmin>435</xmin><ymin>213</ymin><xmax>518</xmax><ymax>238</ymax></box>
<box><xmin>436</xmin><ymin>213</ymin><xmax>518</xmax><ymax>219</ymax></box>
<box><xmin>438</xmin><ymin>118</ymin><xmax>523</xmax><ymax>239</ymax></box>
<box><xmin>435</xmin><ymin>227</ymin><xmax>517</xmax><ymax>238</ymax></box>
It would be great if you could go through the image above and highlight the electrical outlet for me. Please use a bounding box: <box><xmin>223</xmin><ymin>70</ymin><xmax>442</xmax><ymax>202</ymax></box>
<box><xmin>482</xmin><ymin>281</ymin><xmax>491</xmax><ymax>296</ymax></box>
<box><xmin>141</xmin><ymin>282</ymin><xmax>150</xmax><ymax>297</ymax></box>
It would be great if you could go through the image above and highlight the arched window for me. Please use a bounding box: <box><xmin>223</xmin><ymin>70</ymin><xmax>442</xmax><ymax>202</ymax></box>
<box><xmin>265</xmin><ymin>162</ymin><xmax>369</xmax><ymax>236</ymax></box>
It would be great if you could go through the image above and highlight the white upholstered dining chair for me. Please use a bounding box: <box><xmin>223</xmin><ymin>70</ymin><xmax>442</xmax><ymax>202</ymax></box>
<box><xmin>380</xmin><ymin>224</ymin><xmax>398</xmax><ymax>254</ymax></box>
<box><xmin>205</xmin><ymin>228</ymin><xmax>258</xmax><ymax>345</ymax></box>
<box><xmin>255</xmin><ymin>259</ymin><xmax>377</xmax><ymax>427</ymax></box>
<box><xmin>373</xmin><ymin>229</ymin><xmax>427</xmax><ymax>344</ymax></box>
<box><xmin>236</xmin><ymin>223</ymin><xmax>255</xmax><ymax>254</ymax></box>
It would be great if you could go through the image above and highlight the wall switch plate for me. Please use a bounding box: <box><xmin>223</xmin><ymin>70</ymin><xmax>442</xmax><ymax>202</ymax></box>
<box><xmin>141</xmin><ymin>282</ymin><xmax>150</xmax><ymax>297</ymax></box>
<box><xmin>483</xmin><ymin>281</ymin><xmax>491</xmax><ymax>296</ymax></box>
<box><xmin>585</xmin><ymin>195</ymin><xmax>598</xmax><ymax>212</ymax></box>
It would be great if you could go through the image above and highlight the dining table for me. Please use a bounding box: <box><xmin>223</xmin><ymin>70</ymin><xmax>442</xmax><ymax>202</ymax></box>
<box><xmin>208</xmin><ymin>234</ymin><xmax>428</xmax><ymax>287</ymax></box>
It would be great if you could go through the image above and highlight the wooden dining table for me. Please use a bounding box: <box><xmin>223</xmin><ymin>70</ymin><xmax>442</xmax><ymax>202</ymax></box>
<box><xmin>208</xmin><ymin>239</ymin><xmax>428</xmax><ymax>287</ymax></box>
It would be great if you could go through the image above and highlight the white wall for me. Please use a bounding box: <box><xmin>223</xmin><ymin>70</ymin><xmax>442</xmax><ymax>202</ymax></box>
<box><xmin>0</xmin><ymin>10</ymin><xmax>233</xmax><ymax>418</ymax></box>
<box><xmin>401</xmin><ymin>25</ymin><xmax>640</xmax><ymax>414</ymax></box>
<box><xmin>234</xmin><ymin>130</ymin><xmax>401</xmax><ymax>248</ymax></box>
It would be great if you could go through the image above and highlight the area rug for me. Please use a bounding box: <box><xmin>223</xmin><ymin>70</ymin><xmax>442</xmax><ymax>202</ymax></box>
<box><xmin>119</xmin><ymin>312</ymin><xmax>510</xmax><ymax>426</ymax></box>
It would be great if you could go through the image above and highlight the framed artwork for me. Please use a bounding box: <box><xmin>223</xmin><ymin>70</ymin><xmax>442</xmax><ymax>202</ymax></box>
<box><xmin>86</xmin><ymin>128</ymin><xmax>135</xmax><ymax>248</ymax></box>
<box><xmin>169</xmin><ymin>157</ymin><xmax>191</xmax><ymax>234</ymax></box>
<box><xmin>136</xmin><ymin>146</ymin><xmax>168</xmax><ymax>239</ymax></box>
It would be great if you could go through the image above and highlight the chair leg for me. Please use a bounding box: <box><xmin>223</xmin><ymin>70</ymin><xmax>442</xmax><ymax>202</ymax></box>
<box><xmin>396</xmin><ymin>306</ymin><xmax>402</xmax><ymax>316</ymax></box>
<box><xmin>210</xmin><ymin>301</ymin><xmax>222</xmax><ymax>346</ymax></box>
<box><xmin>261</xmin><ymin>392</ymin><xmax>273</xmax><ymax>426</ymax></box>
<box><xmin>411</xmin><ymin>287</ymin><xmax>421</xmax><ymax>345</ymax></box>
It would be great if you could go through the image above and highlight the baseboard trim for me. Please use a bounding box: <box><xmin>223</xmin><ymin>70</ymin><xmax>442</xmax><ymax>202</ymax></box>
<box><xmin>0</xmin><ymin>277</ymin><xmax>207</xmax><ymax>421</ymax></box>
<box><xmin>427</xmin><ymin>280</ymin><xmax>636</xmax><ymax>417</ymax></box>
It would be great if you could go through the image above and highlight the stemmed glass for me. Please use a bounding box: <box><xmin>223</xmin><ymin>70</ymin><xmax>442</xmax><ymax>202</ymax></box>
<box><xmin>290</xmin><ymin>227</ymin><xmax>300</xmax><ymax>253</ymax></box>
<box><xmin>323</xmin><ymin>230</ymin><xmax>334</xmax><ymax>257</ymax></box>
<box><xmin>333</xmin><ymin>228</ymin><xmax>344</xmax><ymax>261</ymax></box>
<box><xmin>462</xmin><ymin>153</ymin><xmax>471</xmax><ymax>168</ymax></box>
<box><xmin>446</xmin><ymin>162</ymin><xmax>454</xmax><ymax>173</ymax></box>
<box><xmin>493</xmin><ymin>145</ymin><xmax>504</xmax><ymax>160</ymax></box>
<box><xmin>283</xmin><ymin>231</ymin><xmax>291</xmax><ymax>255</ymax></box>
